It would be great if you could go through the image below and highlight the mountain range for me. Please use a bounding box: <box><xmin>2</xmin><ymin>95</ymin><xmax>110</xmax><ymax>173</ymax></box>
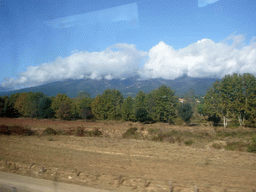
<box><xmin>0</xmin><ymin>75</ymin><xmax>219</xmax><ymax>98</ymax></box>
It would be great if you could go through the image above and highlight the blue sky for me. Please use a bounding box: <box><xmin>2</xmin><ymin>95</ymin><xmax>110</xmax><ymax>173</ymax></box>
<box><xmin>0</xmin><ymin>0</ymin><xmax>256</xmax><ymax>90</ymax></box>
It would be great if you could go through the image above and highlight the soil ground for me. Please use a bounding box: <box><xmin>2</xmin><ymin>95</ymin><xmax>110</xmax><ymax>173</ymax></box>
<box><xmin>0</xmin><ymin>117</ymin><xmax>256</xmax><ymax>192</ymax></box>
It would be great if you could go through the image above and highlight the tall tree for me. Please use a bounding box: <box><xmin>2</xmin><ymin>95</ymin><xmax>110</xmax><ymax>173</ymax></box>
<box><xmin>38</xmin><ymin>97</ymin><xmax>53</xmax><ymax>118</ymax></box>
<box><xmin>0</xmin><ymin>96</ymin><xmax>5</xmax><ymax>117</ymax></box>
<box><xmin>178</xmin><ymin>102</ymin><xmax>193</xmax><ymax>123</ymax></box>
<box><xmin>121</xmin><ymin>96</ymin><xmax>135</xmax><ymax>121</ymax></box>
<box><xmin>51</xmin><ymin>93</ymin><xmax>73</xmax><ymax>120</ymax></box>
<box><xmin>91</xmin><ymin>89</ymin><xmax>123</xmax><ymax>120</ymax></box>
<box><xmin>204</xmin><ymin>73</ymin><xmax>256</xmax><ymax>128</ymax></box>
<box><xmin>145</xmin><ymin>85</ymin><xmax>178</xmax><ymax>123</ymax></box>
<box><xmin>243</xmin><ymin>73</ymin><xmax>256</xmax><ymax>127</ymax></box>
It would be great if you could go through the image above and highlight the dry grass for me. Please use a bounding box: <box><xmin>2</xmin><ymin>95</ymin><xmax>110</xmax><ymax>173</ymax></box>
<box><xmin>1</xmin><ymin>117</ymin><xmax>256</xmax><ymax>191</ymax></box>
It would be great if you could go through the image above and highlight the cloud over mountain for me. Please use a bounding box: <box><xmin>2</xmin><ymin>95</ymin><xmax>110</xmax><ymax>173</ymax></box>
<box><xmin>139</xmin><ymin>34</ymin><xmax>256</xmax><ymax>80</ymax></box>
<box><xmin>1</xmin><ymin>34</ymin><xmax>256</xmax><ymax>90</ymax></box>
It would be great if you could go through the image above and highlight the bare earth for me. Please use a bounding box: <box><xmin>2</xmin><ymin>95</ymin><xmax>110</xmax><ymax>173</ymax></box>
<box><xmin>0</xmin><ymin>118</ymin><xmax>256</xmax><ymax>192</ymax></box>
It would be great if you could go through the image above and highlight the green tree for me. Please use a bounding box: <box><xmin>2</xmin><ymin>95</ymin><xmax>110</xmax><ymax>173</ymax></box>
<box><xmin>243</xmin><ymin>73</ymin><xmax>256</xmax><ymax>127</ymax></box>
<box><xmin>135</xmin><ymin>108</ymin><xmax>148</xmax><ymax>122</ymax></box>
<box><xmin>204</xmin><ymin>80</ymin><xmax>227</xmax><ymax>127</ymax></box>
<box><xmin>204</xmin><ymin>73</ymin><xmax>256</xmax><ymax>128</ymax></box>
<box><xmin>58</xmin><ymin>102</ymin><xmax>72</xmax><ymax>120</ymax></box>
<box><xmin>43</xmin><ymin>107</ymin><xmax>55</xmax><ymax>118</ymax></box>
<box><xmin>14</xmin><ymin>92</ymin><xmax>29</xmax><ymax>117</ymax></box>
<box><xmin>178</xmin><ymin>103</ymin><xmax>193</xmax><ymax>123</ymax></box>
<box><xmin>91</xmin><ymin>95</ymin><xmax>105</xmax><ymax>120</ymax></box>
<box><xmin>91</xmin><ymin>89</ymin><xmax>123</xmax><ymax>120</ymax></box>
<box><xmin>27</xmin><ymin>92</ymin><xmax>45</xmax><ymax>118</ymax></box>
<box><xmin>145</xmin><ymin>85</ymin><xmax>178</xmax><ymax>123</ymax></box>
<box><xmin>38</xmin><ymin>97</ymin><xmax>52</xmax><ymax>118</ymax></box>
<box><xmin>197</xmin><ymin>103</ymin><xmax>206</xmax><ymax>118</ymax></box>
<box><xmin>3</xmin><ymin>93</ymin><xmax>20</xmax><ymax>117</ymax></box>
<box><xmin>121</xmin><ymin>96</ymin><xmax>135</xmax><ymax>121</ymax></box>
<box><xmin>51</xmin><ymin>93</ymin><xmax>73</xmax><ymax>120</ymax></box>
<box><xmin>0</xmin><ymin>96</ymin><xmax>5</xmax><ymax>117</ymax></box>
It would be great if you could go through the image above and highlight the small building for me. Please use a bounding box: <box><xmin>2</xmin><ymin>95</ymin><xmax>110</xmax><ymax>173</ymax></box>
<box><xmin>179</xmin><ymin>98</ymin><xmax>185</xmax><ymax>103</ymax></box>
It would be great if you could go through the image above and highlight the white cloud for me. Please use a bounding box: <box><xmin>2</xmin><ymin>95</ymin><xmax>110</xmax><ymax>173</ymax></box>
<box><xmin>1</xmin><ymin>43</ymin><xmax>147</xmax><ymax>89</ymax></box>
<box><xmin>198</xmin><ymin>0</ymin><xmax>220</xmax><ymax>7</ymax></box>
<box><xmin>1</xmin><ymin>34</ymin><xmax>256</xmax><ymax>90</ymax></box>
<box><xmin>139</xmin><ymin>35</ymin><xmax>256</xmax><ymax>80</ymax></box>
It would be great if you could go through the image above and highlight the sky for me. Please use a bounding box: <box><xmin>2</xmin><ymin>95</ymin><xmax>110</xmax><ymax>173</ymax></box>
<box><xmin>0</xmin><ymin>0</ymin><xmax>256</xmax><ymax>90</ymax></box>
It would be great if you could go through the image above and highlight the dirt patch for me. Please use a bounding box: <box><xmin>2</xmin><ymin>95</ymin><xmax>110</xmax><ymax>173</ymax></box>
<box><xmin>1</xmin><ymin>118</ymin><xmax>256</xmax><ymax>191</ymax></box>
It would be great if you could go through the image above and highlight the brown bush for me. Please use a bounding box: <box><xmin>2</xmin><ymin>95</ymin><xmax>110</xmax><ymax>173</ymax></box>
<box><xmin>0</xmin><ymin>124</ymin><xmax>11</xmax><ymax>135</ymax></box>
<box><xmin>9</xmin><ymin>125</ymin><xmax>34</xmax><ymax>136</ymax></box>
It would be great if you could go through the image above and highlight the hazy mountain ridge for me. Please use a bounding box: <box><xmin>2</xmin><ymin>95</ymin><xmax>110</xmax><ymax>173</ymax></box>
<box><xmin>0</xmin><ymin>75</ymin><xmax>219</xmax><ymax>98</ymax></box>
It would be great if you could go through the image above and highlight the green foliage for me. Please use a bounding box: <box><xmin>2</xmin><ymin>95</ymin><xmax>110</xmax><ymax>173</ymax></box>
<box><xmin>38</xmin><ymin>97</ymin><xmax>52</xmax><ymax>118</ymax></box>
<box><xmin>135</xmin><ymin>108</ymin><xmax>148</xmax><ymax>122</ymax></box>
<box><xmin>147</xmin><ymin>128</ymin><xmax>161</xmax><ymax>134</ymax></box>
<box><xmin>91</xmin><ymin>89</ymin><xmax>123</xmax><ymax>120</ymax></box>
<box><xmin>57</xmin><ymin>103</ymin><xmax>72</xmax><ymax>120</ymax></box>
<box><xmin>204</xmin><ymin>73</ymin><xmax>256</xmax><ymax>128</ymax></box>
<box><xmin>247</xmin><ymin>134</ymin><xmax>256</xmax><ymax>153</ymax></box>
<box><xmin>80</xmin><ymin>107</ymin><xmax>92</xmax><ymax>120</ymax></box>
<box><xmin>197</xmin><ymin>103</ymin><xmax>206</xmax><ymax>116</ymax></box>
<box><xmin>145</xmin><ymin>85</ymin><xmax>178</xmax><ymax>123</ymax></box>
<box><xmin>43</xmin><ymin>127</ymin><xmax>57</xmax><ymax>135</ymax></box>
<box><xmin>6</xmin><ymin>93</ymin><xmax>21</xmax><ymax>117</ymax></box>
<box><xmin>173</xmin><ymin>117</ymin><xmax>185</xmax><ymax>125</ymax></box>
<box><xmin>43</xmin><ymin>107</ymin><xmax>55</xmax><ymax>118</ymax></box>
<box><xmin>122</xmin><ymin>127</ymin><xmax>138</xmax><ymax>139</ymax></box>
<box><xmin>121</xmin><ymin>96</ymin><xmax>135</xmax><ymax>121</ymax></box>
<box><xmin>184</xmin><ymin>140</ymin><xmax>193</xmax><ymax>146</ymax></box>
<box><xmin>227</xmin><ymin>118</ymin><xmax>240</xmax><ymax>128</ymax></box>
<box><xmin>76</xmin><ymin>94</ymin><xmax>93</xmax><ymax>119</ymax></box>
<box><xmin>0</xmin><ymin>97</ymin><xmax>5</xmax><ymax>117</ymax></box>
<box><xmin>207</xmin><ymin>114</ymin><xmax>221</xmax><ymax>126</ymax></box>
<box><xmin>178</xmin><ymin>103</ymin><xmax>193</xmax><ymax>123</ymax></box>
<box><xmin>51</xmin><ymin>93</ymin><xmax>73</xmax><ymax>120</ymax></box>
<box><xmin>133</xmin><ymin>91</ymin><xmax>146</xmax><ymax>114</ymax></box>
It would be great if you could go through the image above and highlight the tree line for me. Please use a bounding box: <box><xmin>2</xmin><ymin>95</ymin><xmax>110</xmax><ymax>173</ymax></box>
<box><xmin>1</xmin><ymin>73</ymin><xmax>256</xmax><ymax>128</ymax></box>
<box><xmin>0</xmin><ymin>85</ymin><xmax>194</xmax><ymax>124</ymax></box>
<box><xmin>198</xmin><ymin>73</ymin><xmax>256</xmax><ymax>128</ymax></box>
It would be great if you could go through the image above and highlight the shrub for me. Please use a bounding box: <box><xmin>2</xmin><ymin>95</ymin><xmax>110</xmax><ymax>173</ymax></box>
<box><xmin>88</xmin><ymin>128</ymin><xmax>102</xmax><ymax>137</ymax></box>
<box><xmin>173</xmin><ymin>117</ymin><xmax>184</xmax><ymax>126</ymax></box>
<box><xmin>212</xmin><ymin>143</ymin><xmax>223</xmax><ymax>149</ymax></box>
<box><xmin>178</xmin><ymin>103</ymin><xmax>193</xmax><ymax>123</ymax></box>
<box><xmin>65</xmin><ymin>128</ymin><xmax>75</xmax><ymax>135</ymax></box>
<box><xmin>43</xmin><ymin>127</ymin><xmax>57</xmax><ymax>135</ymax></box>
<box><xmin>227</xmin><ymin>118</ymin><xmax>240</xmax><ymax>128</ymax></box>
<box><xmin>247</xmin><ymin>135</ymin><xmax>256</xmax><ymax>153</ymax></box>
<box><xmin>225</xmin><ymin>141</ymin><xmax>248</xmax><ymax>151</ymax></box>
<box><xmin>122</xmin><ymin>127</ymin><xmax>138</xmax><ymax>139</ymax></box>
<box><xmin>184</xmin><ymin>140</ymin><xmax>193</xmax><ymax>146</ymax></box>
<box><xmin>147</xmin><ymin>128</ymin><xmax>160</xmax><ymax>134</ymax></box>
<box><xmin>75</xmin><ymin>127</ymin><xmax>84</xmax><ymax>136</ymax></box>
<box><xmin>47</xmin><ymin>136</ymin><xmax>54</xmax><ymax>141</ymax></box>
<box><xmin>6</xmin><ymin>125</ymin><xmax>34</xmax><ymax>136</ymax></box>
<box><xmin>0</xmin><ymin>124</ymin><xmax>11</xmax><ymax>135</ymax></box>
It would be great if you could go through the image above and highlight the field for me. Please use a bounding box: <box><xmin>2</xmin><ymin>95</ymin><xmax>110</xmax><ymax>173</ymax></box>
<box><xmin>0</xmin><ymin>117</ymin><xmax>256</xmax><ymax>192</ymax></box>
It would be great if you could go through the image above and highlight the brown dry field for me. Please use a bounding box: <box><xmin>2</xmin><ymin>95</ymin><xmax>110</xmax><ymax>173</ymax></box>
<box><xmin>0</xmin><ymin>117</ymin><xmax>256</xmax><ymax>192</ymax></box>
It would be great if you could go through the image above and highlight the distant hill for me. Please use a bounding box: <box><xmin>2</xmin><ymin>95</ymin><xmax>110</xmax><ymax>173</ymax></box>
<box><xmin>0</xmin><ymin>75</ymin><xmax>219</xmax><ymax>98</ymax></box>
